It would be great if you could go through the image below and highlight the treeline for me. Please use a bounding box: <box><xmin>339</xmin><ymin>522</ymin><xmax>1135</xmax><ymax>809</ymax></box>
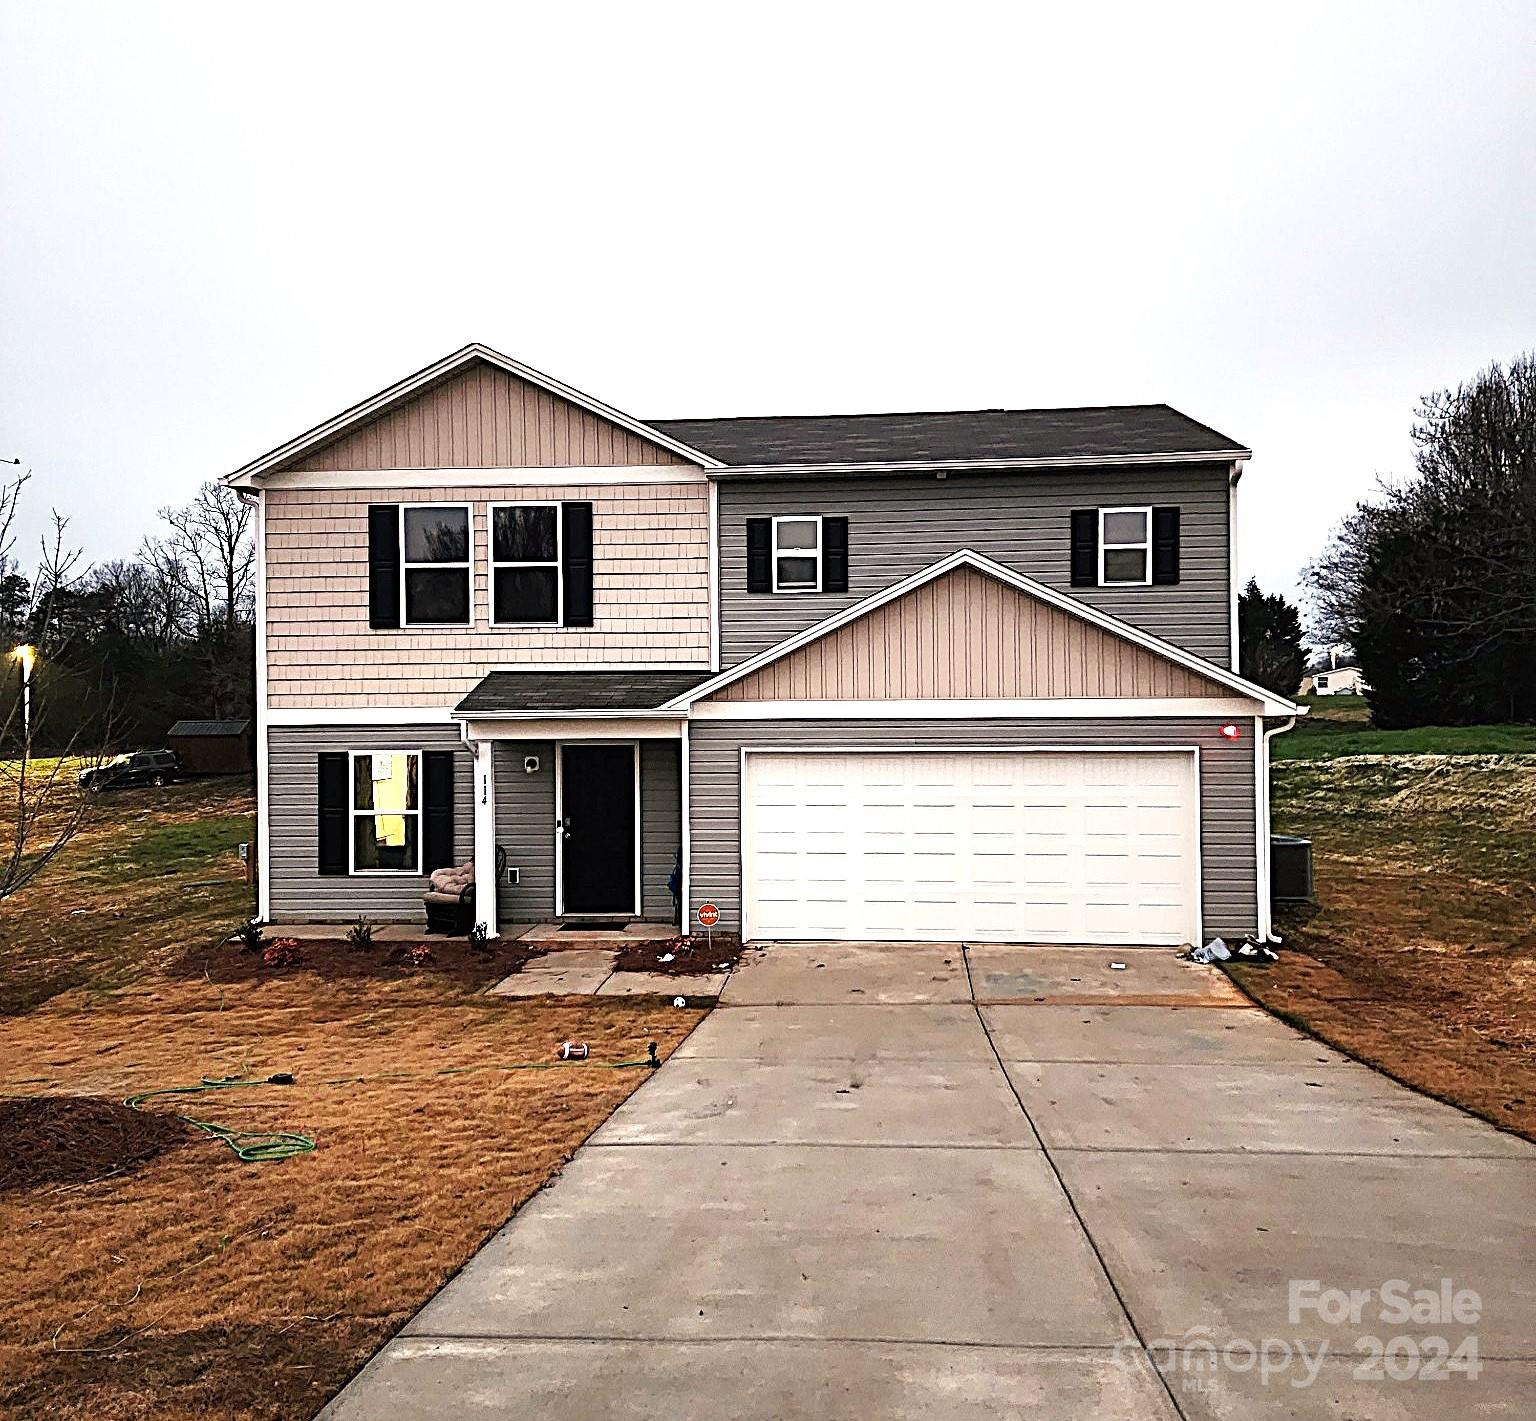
<box><xmin>0</xmin><ymin>477</ymin><xmax>254</xmax><ymax>755</ymax></box>
<box><xmin>1306</xmin><ymin>354</ymin><xmax>1536</xmax><ymax>728</ymax></box>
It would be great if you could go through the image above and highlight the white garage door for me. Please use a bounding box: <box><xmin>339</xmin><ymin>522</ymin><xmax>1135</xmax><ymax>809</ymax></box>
<box><xmin>742</xmin><ymin>750</ymin><xmax>1200</xmax><ymax>946</ymax></box>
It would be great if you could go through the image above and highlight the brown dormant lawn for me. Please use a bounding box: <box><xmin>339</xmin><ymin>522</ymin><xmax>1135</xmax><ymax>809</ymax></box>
<box><xmin>0</xmin><ymin>776</ymin><xmax>706</xmax><ymax>1420</ymax></box>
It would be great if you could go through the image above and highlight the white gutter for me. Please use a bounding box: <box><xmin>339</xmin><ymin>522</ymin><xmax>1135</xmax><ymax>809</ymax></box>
<box><xmin>703</xmin><ymin>448</ymin><xmax>1253</xmax><ymax>479</ymax></box>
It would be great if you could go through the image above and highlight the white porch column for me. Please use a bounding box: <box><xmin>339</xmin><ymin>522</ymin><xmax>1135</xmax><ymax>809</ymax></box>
<box><xmin>472</xmin><ymin>738</ymin><xmax>499</xmax><ymax>938</ymax></box>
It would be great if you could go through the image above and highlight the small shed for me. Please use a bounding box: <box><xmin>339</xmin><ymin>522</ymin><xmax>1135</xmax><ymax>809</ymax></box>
<box><xmin>167</xmin><ymin>719</ymin><xmax>254</xmax><ymax>774</ymax></box>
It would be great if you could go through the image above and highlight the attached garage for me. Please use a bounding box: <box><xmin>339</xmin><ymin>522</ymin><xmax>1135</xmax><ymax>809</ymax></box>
<box><xmin>741</xmin><ymin>748</ymin><xmax>1200</xmax><ymax>945</ymax></box>
<box><xmin>670</xmin><ymin>550</ymin><xmax>1296</xmax><ymax>947</ymax></box>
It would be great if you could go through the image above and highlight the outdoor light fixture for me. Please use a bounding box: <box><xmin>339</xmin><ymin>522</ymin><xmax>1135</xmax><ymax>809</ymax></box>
<box><xmin>11</xmin><ymin>643</ymin><xmax>36</xmax><ymax>747</ymax></box>
<box><xmin>1220</xmin><ymin>723</ymin><xmax>1242</xmax><ymax>741</ymax></box>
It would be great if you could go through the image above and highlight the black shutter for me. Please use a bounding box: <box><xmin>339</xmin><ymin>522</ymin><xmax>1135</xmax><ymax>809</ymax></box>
<box><xmin>821</xmin><ymin>516</ymin><xmax>849</xmax><ymax>593</ymax></box>
<box><xmin>368</xmin><ymin>505</ymin><xmax>401</xmax><ymax>629</ymax></box>
<box><xmin>422</xmin><ymin>750</ymin><xmax>456</xmax><ymax>871</ymax></box>
<box><xmin>746</xmin><ymin>517</ymin><xmax>772</xmax><ymax>592</ymax></box>
<box><xmin>561</xmin><ymin>501</ymin><xmax>594</xmax><ymax>627</ymax></box>
<box><xmin>1152</xmin><ymin>506</ymin><xmax>1181</xmax><ymax>585</ymax></box>
<box><xmin>317</xmin><ymin>752</ymin><xmax>349</xmax><ymax>876</ymax></box>
<box><xmin>1070</xmin><ymin>509</ymin><xmax>1099</xmax><ymax>587</ymax></box>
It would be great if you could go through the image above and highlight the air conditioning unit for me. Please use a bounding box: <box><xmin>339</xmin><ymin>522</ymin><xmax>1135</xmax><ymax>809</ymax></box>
<box><xmin>1271</xmin><ymin>835</ymin><xmax>1314</xmax><ymax>904</ymax></box>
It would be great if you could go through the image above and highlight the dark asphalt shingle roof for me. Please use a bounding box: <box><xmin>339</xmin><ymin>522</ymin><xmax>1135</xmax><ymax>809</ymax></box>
<box><xmin>650</xmin><ymin>404</ymin><xmax>1245</xmax><ymax>467</ymax></box>
<box><xmin>168</xmin><ymin>719</ymin><xmax>251</xmax><ymax>737</ymax></box>
<box><xmin>454</xmin><ymin>671</ymin><xmax>712</xmax><ymax>716</ymax></box>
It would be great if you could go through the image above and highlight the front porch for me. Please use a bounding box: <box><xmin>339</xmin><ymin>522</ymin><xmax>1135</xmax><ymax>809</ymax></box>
<box><xmin>461</xmin><ymin>710</ymin><xmax>690</xmax><ymax>940</ymax></box>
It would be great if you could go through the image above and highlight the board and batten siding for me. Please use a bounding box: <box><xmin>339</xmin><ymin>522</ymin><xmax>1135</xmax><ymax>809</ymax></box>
<box><xmin>716</xmin><ymin>564</ymin><xmax>1227</xmax><ymax>701</ymax></box>
<box><xmin>283</xmin><ymin>358</ymin><xmax>692</xmax><ymax>472</ymax></box>
<box><xmin>264</xmin><ymin>481</ymin><xmax>711</xmax><ymax>709</ymax></box>
<box><xmin>717</xmin><ymin>465</ymin><xmax>1233</xmax><ymax>669</ymax></box>
<box><xmin>491</xmin><ymin>740</ymin><xmax>680</xmax><ymax>922</ymax></box>
<box><xmin>687</xmin><ymin>718</ymin><xmax>1257</xmax><ymax>943</ymax></box>
<box><xmin>267</xmin><ymin>724</ymin><xmax>472</xmax><ymax>922</ymax></box>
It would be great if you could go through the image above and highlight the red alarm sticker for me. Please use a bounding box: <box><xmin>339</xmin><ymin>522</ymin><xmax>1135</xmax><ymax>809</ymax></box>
<box><xmin>696</xmin><ymin>902</ymin><xmax>720</xmax><ymax>929</ymax></box>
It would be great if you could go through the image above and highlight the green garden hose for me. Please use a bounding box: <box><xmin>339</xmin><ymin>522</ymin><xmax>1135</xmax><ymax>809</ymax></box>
<box><xmin>123</xmin><ymin>1075</ymin><xmax>316</xmax><ymax>1163</ymax></box>
<box><xmin>122</xmin><ymin>1044</ymin><xmax>660</xmax><ymax>1164</ymax></box>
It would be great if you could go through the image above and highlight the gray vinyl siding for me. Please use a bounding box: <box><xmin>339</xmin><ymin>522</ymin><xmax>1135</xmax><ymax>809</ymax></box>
<box><xmin>640</xmin><ymin>741</ymin><xmax>682</xmax><ymax>922</ymax></box>
<box><xmin>491</xmin><ymin>739</ymin><xmax>680</xmax><ymax>924</ymax></box>
<box><xmin>717</xmin><ymin>464</ymin><xmax>1233</xmax><ymax>668</ymax></box>
<box><xmin>687</xmin><ymin>718</ymin><xmax>1257</xmax><ymax>943</ymax></box>
<box><xmin>267</xmin><ymin>723</ymin><xmax>472</xmax><ymax>922</ymax></box>
<box><xmin>494</xmin><ymin>741</ymin><xmax>556</xmax><ymax>924</ymax></box>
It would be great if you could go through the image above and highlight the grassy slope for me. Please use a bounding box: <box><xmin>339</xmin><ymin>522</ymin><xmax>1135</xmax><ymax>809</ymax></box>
<box><xmin>0</xmin><ymin>775</ymin><xmax>257</xmax><ymax>1014</ymax></box>
<box><xmin>1245</xmin><ymin>696</ymin><xmax>1536</xmax><ymax>1140</ymax></box>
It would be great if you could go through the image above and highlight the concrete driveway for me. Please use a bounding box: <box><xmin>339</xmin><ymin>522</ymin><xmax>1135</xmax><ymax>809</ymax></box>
<box><xmin>322</xmin><ymin>943</ymin><xmax>1536</xmax><ymax>1419</ymax></box>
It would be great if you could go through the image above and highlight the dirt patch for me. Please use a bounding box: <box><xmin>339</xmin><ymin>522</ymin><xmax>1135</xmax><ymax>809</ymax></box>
<box><xmin>0</xmin><ymin>1097</ymin><xmax>190</xmax><ymax>1194</ymax></box>
<box><xmin>613</xmin><ymin>933</ymin><xmax>743</xmax><ymax>976</ymax></box>
<box><xmin>174</xmin><ymin>935</ymin><xmax>547</xmax><ymax>990</ymax></box>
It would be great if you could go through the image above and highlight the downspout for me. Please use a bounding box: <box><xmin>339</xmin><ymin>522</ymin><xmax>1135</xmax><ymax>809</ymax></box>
<box><xmin>1259</xmin><ymin>715</ymin><xmax>1297</xmax><ymax>942</ymax></box>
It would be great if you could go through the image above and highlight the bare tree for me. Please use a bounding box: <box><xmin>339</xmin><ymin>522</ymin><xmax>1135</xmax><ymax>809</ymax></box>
<box><xmin>150</xmin><ymin>481</ymin><xmax>254</xmax><ymax>632</ymax></box>
<box><xmin>0</xmin><ymin>473</ymin><xmax>108</xmax><ymax>900</ymax></box>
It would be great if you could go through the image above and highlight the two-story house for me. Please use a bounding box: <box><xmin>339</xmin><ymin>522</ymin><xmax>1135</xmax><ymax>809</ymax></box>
<box><xmin>226</xmin><ymin>343</ymin><xmax>1298</xmax><ymax>950</ymax></box>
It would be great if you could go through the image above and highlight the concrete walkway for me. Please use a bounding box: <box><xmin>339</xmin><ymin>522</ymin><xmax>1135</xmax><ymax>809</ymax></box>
<box><xmin>321</xmin><ymin>944</ymin><xmax>1536</xmax><ymax>1420</ymax></box>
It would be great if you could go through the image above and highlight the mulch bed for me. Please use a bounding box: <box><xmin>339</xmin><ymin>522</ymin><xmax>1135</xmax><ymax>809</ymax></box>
<box><xmin>613</xmin><ymin>933</ymin><xmax>743</xmax><ymax>976</ymax></box>
<box><xmin>174</xmin><ymin>936</ymin><xmax>546</xmax><ymax>989</ymax></box>
<box><xmin>0</xmin><ymin>1097</ymin><xmax>191</xmax><ymax>1194</ymax></box>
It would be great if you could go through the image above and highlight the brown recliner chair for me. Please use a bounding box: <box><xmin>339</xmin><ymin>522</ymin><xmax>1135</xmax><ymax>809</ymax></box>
<box><xmin>422</xmin><ymin>846</ymin><xmax>506</xmax><ymax>934</ymax></box>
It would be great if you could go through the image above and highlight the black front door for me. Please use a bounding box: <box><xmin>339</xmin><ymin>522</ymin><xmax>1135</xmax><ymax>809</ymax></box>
<box><xmin>560</xmin><ymin>744</ymin><xmax>636</xmax><ymax>914</ymax></box>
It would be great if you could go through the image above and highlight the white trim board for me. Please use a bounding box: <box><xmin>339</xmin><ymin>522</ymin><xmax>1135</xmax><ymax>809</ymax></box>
<box><xmin>266</xmin><ymin>707</ymin><xmax>459</xmax><ymax>726</ymax></box>
<box><xmin>253</xmin><ymin>467</ymin><xmax>708</xmax><ymax>491</ymax></box>
<box><xmin>690</xmin><ymin>698</ymin><xmax>1265</xmax><ymax>720</ymax></box>
<box><xmin>664</xmin><ymin>548</ymin><xmax>1302</xmax><ymax>717</ymax></box>
<box><xmin>462</xmin><ymin>717</ymin><xmax>682</xmax><ymax>742</ymax></box>
<box><xmin>254</xmin><ymin>489</ymin><xmax>271</xmax><ymax>919</ymax></box>
<box><xmin>225</xmin><ymin>342</ymin><xmax>722</xmax><ymax>485</ymax></box>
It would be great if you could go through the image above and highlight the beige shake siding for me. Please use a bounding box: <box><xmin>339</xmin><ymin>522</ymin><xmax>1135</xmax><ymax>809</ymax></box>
<box><xmin>713</xmin><ymin>564</ymin><xmax>1226</xmax><ymax>702</ymax></box>
<box><xmin>265</xmin><ymin>481</ymin><xmax>711</xmax><ymax>708</ymax></box>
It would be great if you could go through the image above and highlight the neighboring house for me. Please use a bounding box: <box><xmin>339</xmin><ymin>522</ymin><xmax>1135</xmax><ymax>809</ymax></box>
<box><xmin>167</xmin><ymin>719</ymin><xmax>254</xmax><ymax>774</ymax></box>
<box><xmin>1302</xmin><ymin>665</ymin><xmax>1369</xmax><ymax>696</ymax></box>
<box><xmin>225</xmin><ymin>343</ymin><xmax>1299</xmax><ymax>949</ymax></box>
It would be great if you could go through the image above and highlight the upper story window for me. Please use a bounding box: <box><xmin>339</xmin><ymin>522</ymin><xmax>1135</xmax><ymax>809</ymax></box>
<box><xmin>491</xmin><ymin>503</ymin><xmax>561</xmax><ymax>625</ymax></box>
<box><xmin>772</xmin><ymin>516</ymin><xmax>822</xmax><ymax>592</ymax></box>
<box><xmin>351</xmin><ymin>749</ymin><xmax>419</xmax><ymax>873</ymax></box>
<box><xmin>401</xmin><ymin>505</ymin><xmax>472</xmax><ymax>625</ymax></box>
<box><xmin>1098</xmin><ymin>507</ymin><xmax>1152</xmax><ymax>586</ymax></box>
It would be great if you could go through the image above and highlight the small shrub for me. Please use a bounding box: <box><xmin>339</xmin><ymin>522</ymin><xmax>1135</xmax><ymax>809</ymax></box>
<box><xmin>346</xmin><ymin>915</ymin><xmax>375</xmax><ymax>950</ymax></box>
<box><xmin>262</xmin><ymin>937</ymin><xmax>302</xmax><ymax>968</ymax></box>
<box><xmin>467</xmin><ymin>922</ymin><xmax>490</xmax><ymax>955</ymax></box>
<box><xmin>234</xmin><ymin>919</ymin><xmax>266</xmax><ymax>954</ymax></box>
<box><xmin>404</xmin><ymin>942</ymin><xmax>434</xmax><ymax>968</ymax></box>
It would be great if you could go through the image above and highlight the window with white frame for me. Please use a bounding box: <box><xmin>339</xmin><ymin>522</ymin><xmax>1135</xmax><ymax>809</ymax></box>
<box><xmin>491</xmin><ymin>503</ymin><xmax>561</xmax><ymax>624</ymax></box>
<box><xmin>351</xmin><ymin>750</ymin><xmax>420</xmax><ymax>873</ymax></box>
<box><xmin>772</xmin><ymin>515</ymin><xmax>821</xmax><ymax>592</ymax></box>
<box><xmin>1099</xmin><ymin>507</ymin><xmax>1151</xmax><ymax>586</ymax></box>
<box><xmin>401</xmin><ymin>505</ymin><xmax>472</xmax><ymax>624</ymax></box>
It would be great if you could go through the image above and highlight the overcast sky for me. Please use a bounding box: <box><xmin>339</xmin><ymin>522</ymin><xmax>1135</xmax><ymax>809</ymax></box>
<box><xmin>3</xmin><ymin>1</ymin><xmax>1533</xmax><ymax>615</ymax></box>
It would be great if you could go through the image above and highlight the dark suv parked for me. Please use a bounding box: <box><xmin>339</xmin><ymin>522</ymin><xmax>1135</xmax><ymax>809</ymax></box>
<box><xmin>79</xmin><ymin>749</ymin><xmax>180</xmax><ymax>792</ymax></box>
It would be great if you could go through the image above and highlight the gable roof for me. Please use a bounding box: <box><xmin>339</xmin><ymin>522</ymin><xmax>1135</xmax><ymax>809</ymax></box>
<box><xmin>665</xmin><ymin>550</ymin><xmax>1300</xmax><ymax>716</ymax></box>
<box><xmin>453</xmin><ymin>670</ymin><xmax>711</xmax><ymax>719</ymax></box>
<box><xmin>225</xmin><ymin>344</ymin><xmax>723</xmax><ymax>485</ymax></box>
<box><xmin>648</xmin><ymin>405</ymin><xmax>1248</xmax><ymax>470</ymax></box>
